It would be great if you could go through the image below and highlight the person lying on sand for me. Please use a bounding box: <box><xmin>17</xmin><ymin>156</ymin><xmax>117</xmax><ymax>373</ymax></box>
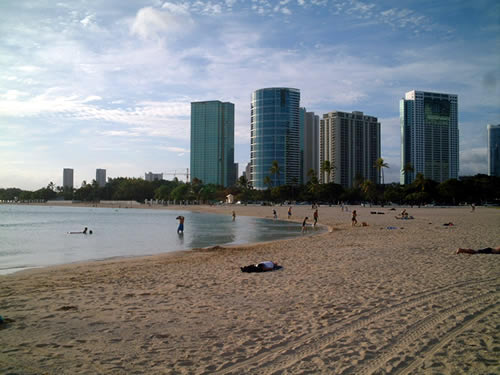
<box><xmin>241</xmin><ymin>261</ymin><xmax>282</xmax><ymax>273</ymax></box>
<box><xmin>456</xmin><ymin>246</ymin><xmax>500</xmax><ymax>255</ymax></box>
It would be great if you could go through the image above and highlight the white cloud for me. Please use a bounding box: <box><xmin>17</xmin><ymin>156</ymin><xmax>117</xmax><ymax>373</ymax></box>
<box><xmin>460</xmin><ymin>147</ymin><xmax>487</xmax><ymax>175</ymax></box>
<box><xmin>165</xmin><ymin>146</ymin><xmax>190</xmax><ymax>153</ymax></box>
<box><xmin>82</xmin><ymin>95</ymin><xmax>102</xmax><ymax>103</ymax></box>
<box><xmin>131</xmin><ymin>6</ymin><xmax>193</xmax><ymax>40</ymax></box>
<box><xmin>1</xmin><ymin>90</ymin><xmax>28</xmax><ymax>100</ymax></box>
<box><xmin>80</xmin><ymin>14</ymin><xmax>95</xmax><ymax>27</ymax></box>
<box><xmin>16</xmin><ymin>65</ymin><xmax>42</xmax><ymax>73</ymax></box>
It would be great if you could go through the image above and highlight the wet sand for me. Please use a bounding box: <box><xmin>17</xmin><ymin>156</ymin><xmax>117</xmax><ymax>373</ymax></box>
<box><xmin>1</xmin><ymin>205</ymin><xmax>499</xmax><ymax>374</ymax></box>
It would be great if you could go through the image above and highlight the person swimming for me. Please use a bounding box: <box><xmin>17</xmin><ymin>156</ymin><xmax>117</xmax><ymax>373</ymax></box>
<box><xmin>68</xmin><ymin>227</ymin><xmax>88</xmax><ymax>234</ymax></box>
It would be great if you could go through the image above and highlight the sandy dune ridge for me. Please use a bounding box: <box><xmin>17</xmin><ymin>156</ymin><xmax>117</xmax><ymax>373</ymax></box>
<box><xmin>1</xmin><ymin>204</ymin><xmax>499</xmax><ymax>374</ymax></box>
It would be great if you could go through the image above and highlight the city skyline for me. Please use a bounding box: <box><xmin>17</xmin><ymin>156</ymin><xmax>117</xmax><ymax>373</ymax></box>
<box><xmin>1</xmin><ymin>0</ymin><xmax>499</xmax><ymax>190</ymax></box>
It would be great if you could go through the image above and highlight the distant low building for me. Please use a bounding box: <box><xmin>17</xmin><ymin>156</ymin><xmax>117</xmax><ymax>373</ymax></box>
<box><xmin>63</xmin><ymin>168</ymin><xmax>74</xmax><ymax>189</ymax></box>
<box><xmin>96</xmin><ymin>169</ymin><xmax>106</xmax><ymax>187</ymax></box>
<box><xmin>145</xmin><ymin>172</ymin><xmax>163</xmax><ymax>182</ymax></box>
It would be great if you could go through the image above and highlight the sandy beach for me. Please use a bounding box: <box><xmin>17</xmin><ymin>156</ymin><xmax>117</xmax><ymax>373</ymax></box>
<box><xmin>1</xmin><ymin>204</ymin><xmax>499</xmax><ymax>374</ymax></box>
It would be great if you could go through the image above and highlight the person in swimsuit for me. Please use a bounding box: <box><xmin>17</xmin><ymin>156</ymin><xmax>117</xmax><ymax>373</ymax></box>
<box><xmin>456</xmin><ymin>246</ymin><xmax>500</xmax><ymax>254</ymax></box>
<box><xmin>313</xmin><ymin>209</ymin><xmax>319</xmax><ymax>227</ymax></box>
<box><xmin>288</xmin><ymin>206</ymin><xmax>292</xmax><ymax>219</ymax></box>
<box><xmin>68</xmin><ymin>227</ymin><xmax>88</xmax><ymax>234</ymax></box>
<box><xmin>240</xmin><ymin>261</ymin><xmax>281</xmax><ymax>272</ymax></box>
<box><xmin>351</xmin><ymin>210</ymin><xmax>357</xmax><ymax>226</ymax></box>
<box><xmin>176</xmin><ymin>216</ymin><xmax>185</xmax><ymax>234</ymax></box>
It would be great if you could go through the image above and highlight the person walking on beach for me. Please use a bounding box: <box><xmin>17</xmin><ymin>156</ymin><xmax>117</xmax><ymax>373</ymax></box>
<box><xmin>273</xmin><ymin>209</ymin><xmax>277</xmax><ymax>220</ymax></box>
<box><xmin>302</xmin><ymin>217</ymin><xmax>309</xmax><ymax>233</ymax></box>
<box><xmin>288</xmin><ymin>206</ymin><xmax>292</xmax><ymax>219</ymax></box>
<box><xmin>351</xmin><ymin>210</ymin><xmax>357</xmax><ymax>227</ymax></box>
<box><xmin>313</xmin><ymin>209</ymin><xmax>319</xmax><ymax>227</ymax></box>
<box><xmin>232</xmin><ymin>210</ymin><xmax>236</xmax><ymax>221</ymax></box>
<box><xmin>176</xmin><ymin>216</ymin><xmax>185</xmax><ymax>234</ymax></box>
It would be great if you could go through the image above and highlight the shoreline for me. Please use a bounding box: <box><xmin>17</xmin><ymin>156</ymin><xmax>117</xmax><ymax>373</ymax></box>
<box><xmin>1</xmin><ymin>205</ymin><xmax>499</xmax><ymax>374</ymax></box>
<box><xmin>0</xmin><ymin>203</ymin><xmax>327</xmax><ymax>276</ymax></box>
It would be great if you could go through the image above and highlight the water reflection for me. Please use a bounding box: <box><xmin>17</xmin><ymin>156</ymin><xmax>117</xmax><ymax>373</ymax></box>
<box><xmin>0</xmin><ymin>205</ymin><xmax>322</xmax><ymax>274</ymax></box>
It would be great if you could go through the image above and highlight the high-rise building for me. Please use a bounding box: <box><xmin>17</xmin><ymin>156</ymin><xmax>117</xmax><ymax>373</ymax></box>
<box><xmin>243</xmin><ymin>162</ymin><xmax>251</xmax><ymax>183</ymax></box>
<box><xmin>233</xmin><ymin>163</ymin><xmax>238</xmax><ymax>184</ymax></box>
<box><xmin>63</xmin><ymin>168</ymin><xmax>74</xmax><ymax>189</ymax></box>
<box><xmin>250</xmin><ymin>88</ymin><xmax>300</xmax><ymax>189</ymax></box>
<box><xmin>400</xmin><ymin>90</ymin><xmax>459</xmax><ymax>184</ymax></box>
<box><xmin>145</xmin><ymin>172</ymin><xmax>163</xmax><ymax>182</ymax></box>
<box><xmin>190</xmin><ymin>100</ymin><xmax>235</xmax><ymax>187</ymax></box>
<box><xmin>319</xmin><ymin>111</ymin><xmax>380</xmax><ymax>188</ymax></box>
<box><xmin>303</xmin><ymin>110</ymin><xmax>319</xmax><ymax>183</ymax></box>
<box><xmin>96</xmin><ymin>169</ymin><xmax>106</xmax><ymax>187</ymax></box>
<box><xmin>488</xmin><ymin>124</ymin><xmax>500</xmax><ymax>176</ymax></box>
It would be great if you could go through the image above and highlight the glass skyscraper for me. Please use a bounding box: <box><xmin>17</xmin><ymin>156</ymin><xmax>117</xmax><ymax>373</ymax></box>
<box><xmin>190</xmin><ymin>101</ymin><xmax>235</xmax><ymax>187</ymax></box>
<box><xmin>250</xmin><ymin>88</ymin><xmax>300</xmax><ymax>189</ymax></box>
<box><xmin>400</xmin><ymin>90</ymin><xmax>459</xmax><ymax>184</ymax></box>
<box><xmin>488</xmin><ymin>124</ymin><xmax>500</xmax><ymax>177</ymax></box>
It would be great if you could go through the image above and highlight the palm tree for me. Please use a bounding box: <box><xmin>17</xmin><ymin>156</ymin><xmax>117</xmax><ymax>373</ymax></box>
<box><xmin>270</xmin><ymin>160</ymin><xmax>281</xmax><ymax>187</ymax></box>
<box><xmin>307</xmin><ymin>168</ymin><xmax>316</xmax><ymax>183</ymax></box>
<box><xmin>414</xmin><ymin>173</ymin><xmax>426</xmax><ymax>192</ymax></box>
<box><xmin>361</xmin><ymin>179</ymin><xmax>376</xmax><ymax>203</ymax></box>
<box><xmin>320</xmin><ymin>160</ymin><xmax>333</xmax><ymax>183</ymax></box>
<box><xmin>263</xmin><ymin>176</ymin><xmax>272</xmax><ymax>190</ymax></box>
<box><xmin>237</xmin><ymin>175</ymin><xmax>248</xmax><ymax>190</ymax></box>
<box><xmin>401</xmin><ymin>162</ymin><xmax>414</xmax><ymax>184</ymax></box>
<box><xmin>374</xmin><ymin>157</ymin><xmax>389</xmax><ymax>185</ymax></box>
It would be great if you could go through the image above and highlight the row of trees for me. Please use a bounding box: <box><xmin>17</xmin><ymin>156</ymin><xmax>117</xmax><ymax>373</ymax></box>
<box><xmin>1</xmin><ymin>173</ymin><xmax>498</xmax><ymax>206</ymax></box>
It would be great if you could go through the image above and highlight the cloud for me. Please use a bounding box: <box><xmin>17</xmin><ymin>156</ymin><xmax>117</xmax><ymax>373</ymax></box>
<box><xmin>82</xmin><ymin>95</ymin><xmax>102</xmax><ymax>103</ymax></box>
<box><xmin>130</xmin><ymin>5</ymin><xmax>193</xmax><ymax>40</ymax></box>
<box><xmin>460</xmin><ymin>147</ymin><xmax>487</xmax><ymax>176</ymax></box>
<box><xmin>1</xmin><ymin>90</ymin><xmax>28</xmax><ymax>100</ymax></box>
<box><xmin>165</xmin><ymin>146</ymin><xmax>190</xmax><ymax>153</ymax></box>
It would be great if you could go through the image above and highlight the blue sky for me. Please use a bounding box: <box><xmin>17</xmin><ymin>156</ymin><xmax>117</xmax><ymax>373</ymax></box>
<box><xmin>1</xmin><ymin>0</ymin><xmax>499</xmax><ymax>190</ymax></box>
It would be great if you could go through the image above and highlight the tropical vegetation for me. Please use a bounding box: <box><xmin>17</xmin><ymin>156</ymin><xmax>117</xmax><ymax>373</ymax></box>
<box><xmin>1</xmin><ymin>174</ymin><xmax>499</xmax><ymax>207</ymax></box>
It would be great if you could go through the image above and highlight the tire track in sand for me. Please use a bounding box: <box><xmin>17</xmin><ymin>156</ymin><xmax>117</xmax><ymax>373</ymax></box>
<box><xmin>355</xmin><ymin>291</ymin><xmax>498</xmax><ymax>375</ymax></box>
<box><xmin>394</xmin><ymin>301</ymin><xmax>499</xmax><ymax>375</ymax></box>
<box><xmin>214</xmin><ymin>275</ymin><xmax>500</xmax><ymax>375</ymax></box>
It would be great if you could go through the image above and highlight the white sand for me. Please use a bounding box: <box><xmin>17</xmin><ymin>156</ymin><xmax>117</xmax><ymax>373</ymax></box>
<box><xmin>1</xmin><ymin>205</ymin><xmax>499</xmax><ymax>374</ymax></box>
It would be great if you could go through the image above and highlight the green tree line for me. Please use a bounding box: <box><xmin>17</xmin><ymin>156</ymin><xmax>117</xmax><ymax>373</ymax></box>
<box><xmin>1</xmin><ymin>173</ymin><xmax>499</xmax><ymax>206</ymax></box>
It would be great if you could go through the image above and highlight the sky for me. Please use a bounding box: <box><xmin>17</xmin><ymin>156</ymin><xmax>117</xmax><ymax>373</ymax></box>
<box><xmin>0</xmin><ymin>0</ymin><xmax>499</xmax><ymax>190</ymax></box>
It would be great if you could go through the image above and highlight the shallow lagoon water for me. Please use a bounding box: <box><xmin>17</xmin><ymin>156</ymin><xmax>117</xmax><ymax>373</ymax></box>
<box><xmin>0</xmin><ymin>204</ymin><xmax>315</xmax><ymax>274</ymax></box>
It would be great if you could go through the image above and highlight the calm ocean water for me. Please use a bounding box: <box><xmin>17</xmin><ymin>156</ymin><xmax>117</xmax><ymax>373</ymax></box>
<box><xmin>0</xmin><ymin>204</ymin><xmax>311</xmax><ymax>275</ymax></box>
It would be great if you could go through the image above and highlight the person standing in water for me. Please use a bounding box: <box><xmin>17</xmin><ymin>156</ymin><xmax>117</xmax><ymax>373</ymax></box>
<box><xmin>313</xmin><ymin>209</ymin><xmax>319</xmax><ymax>227</ymax></box>
<box><xmin>176</xmin><ymin>216</ymin><xmax>185</xmax><ymax>234</ymax></box>
<box><xmin>232</xmin><ymin>210</ymin><xmax>236</xmax><ymax>221</ymax></box>
<box><xmin>302</xmin><ymin>217</ymin><xmax>309</xmax><ymax>233</ymax></box>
